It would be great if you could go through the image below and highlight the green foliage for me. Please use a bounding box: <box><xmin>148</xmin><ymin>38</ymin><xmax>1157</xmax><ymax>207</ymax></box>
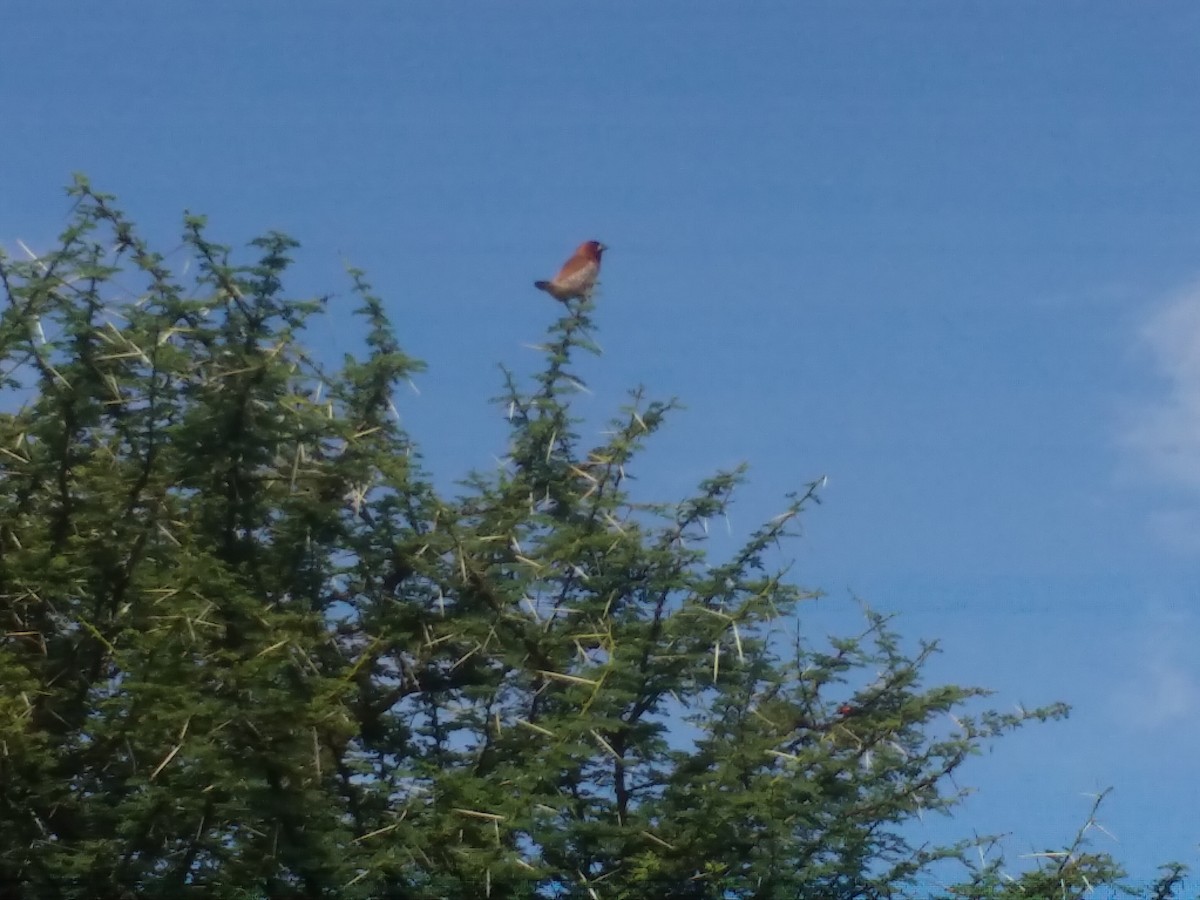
<box><xmin>0</xmin><ymin>180</ymin><xmax>1178</xmax><ymax>898</ymax></box>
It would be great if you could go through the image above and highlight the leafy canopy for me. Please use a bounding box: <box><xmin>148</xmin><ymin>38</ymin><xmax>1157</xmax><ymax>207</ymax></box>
<box><xmin>0</xmin><ymin>179</ymin><xmax>1178</xmax><ymax>898</ymax></box>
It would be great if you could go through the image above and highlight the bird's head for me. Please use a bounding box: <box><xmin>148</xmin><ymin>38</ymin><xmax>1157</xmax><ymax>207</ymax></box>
<box><xmin>579</xmin><ymin>240</ymin><xmax>607</xmax><ymax>260</ymax></box>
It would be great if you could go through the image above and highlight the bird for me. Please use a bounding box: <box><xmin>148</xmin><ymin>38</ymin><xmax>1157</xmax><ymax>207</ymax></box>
<box><xmin>534</xmin><ymin>240</ymin><xmax>606</xmax><ymax>302</ymax></box>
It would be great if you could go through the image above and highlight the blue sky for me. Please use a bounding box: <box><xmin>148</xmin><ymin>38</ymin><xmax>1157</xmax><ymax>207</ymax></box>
<box><xmin>6</xmin><ymin>1</ymin><xmax>1200</xmax><ymax>884</ymax></box>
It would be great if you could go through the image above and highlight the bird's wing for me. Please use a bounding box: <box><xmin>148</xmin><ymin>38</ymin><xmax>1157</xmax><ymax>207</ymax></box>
<box><xmin>554</xmin><ymin>254</ymin><xmax>597</xmax><ymax>289</ymax></box>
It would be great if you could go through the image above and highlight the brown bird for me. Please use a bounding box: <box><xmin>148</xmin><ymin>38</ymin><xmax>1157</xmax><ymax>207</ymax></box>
<box><xmin>534</xmin><ymin>240</ymin><xmax>606</xmax><ymax>301</ymax></box>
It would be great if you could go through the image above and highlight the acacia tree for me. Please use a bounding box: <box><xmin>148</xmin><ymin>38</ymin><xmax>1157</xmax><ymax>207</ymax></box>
<box><xmin>0</xmin><ymin>180</ymin><xmax>1182</xmax><ymax>898</ymax></box>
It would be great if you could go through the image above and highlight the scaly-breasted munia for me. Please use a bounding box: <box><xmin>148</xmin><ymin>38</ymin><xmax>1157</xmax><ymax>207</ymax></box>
<box><xmin>534</xmin><ymin>240</ymin><xmax>606</xmax><ymax>301</ymax></box>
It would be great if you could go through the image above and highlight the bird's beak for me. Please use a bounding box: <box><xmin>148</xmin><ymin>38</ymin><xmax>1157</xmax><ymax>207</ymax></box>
<box><xmin>598</xmin><ymin>243</ymin><xmax>608</xmax><ymax>253</ymax></box>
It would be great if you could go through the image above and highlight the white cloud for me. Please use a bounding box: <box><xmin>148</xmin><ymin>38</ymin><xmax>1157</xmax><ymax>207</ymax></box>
<box><xmin>1110</xmin><ymin>608</ymin><xmax>1200</xmax><ymax>730</ymax></box>
<box><xmin>1125</xmin><ymin>282</ymin><xmax>1200</xmax><ymax>492</ymax></box>
<box><xmin>1145</xmin><ymin>508</ymin><xmax>1200</xmax><ymax>555</ymax></box>
<box><xmin>1114</xmin><ymin>287</ymin><xmax>1200</xmax><ymax>726</ymax></box>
